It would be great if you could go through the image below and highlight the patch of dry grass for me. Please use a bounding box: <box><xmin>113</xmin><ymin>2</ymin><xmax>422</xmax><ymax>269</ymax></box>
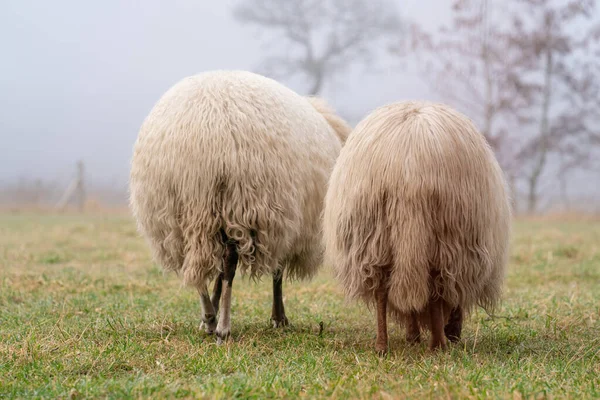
<box><xmin>1</xmin><ymin>213</ymin><xmax>599</xmax><ymax>398</ymax></box>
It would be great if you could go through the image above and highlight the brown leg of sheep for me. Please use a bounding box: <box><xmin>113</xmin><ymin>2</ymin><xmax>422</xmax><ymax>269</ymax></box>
<box><xmin>198</xmin><ymin>285</ymin><xmax>217</xmax><ymax>334</ymax></box>
<box><xmin>406</xmin><ymin>311</ymin><xmax>421</xmax><ymax>344</ymax></box>
<box><xmin>428</xmin><ymin>296</ymin><xmax>448</xmax><ymax>351</ymax></box>
<box><xmin>444</xmin><ymin>305</ymin><xmax>463</xmax><ymax>343</ymax></box>
<box><xmin>271</xmin><ymin>270</ymin><xmax>289</xmax><ymax>328</ymax></box>
<box><xmin>215</xmin><ymin>239</ymin><xmax>238</xmax><ymax>345</ymax></box>
<box><xmin>211</xmin><ymin>272</ymin><xmax>223</xmax><ymax>314</ymax></box>
<box><xmin>375</xmin><ymin>283</ymin><xmax>389</xmax><ymax>355</ymax></box>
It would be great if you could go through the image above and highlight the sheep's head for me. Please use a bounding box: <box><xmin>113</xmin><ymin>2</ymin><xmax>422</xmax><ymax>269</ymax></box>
<box><xmin>305</xmin><ymin>96</ymin><xmax>352</xmax><ymax>145</ymax></box>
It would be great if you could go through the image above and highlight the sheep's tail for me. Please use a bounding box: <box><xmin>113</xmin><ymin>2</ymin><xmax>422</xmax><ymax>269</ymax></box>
<box><xmin>305</xmin><ymin>96</ymin><xmax>352</xmax><ymax>144</ymax></box>
<box><xmin>386</xmin><ymin>210</ymin><xmax>432</xmax><ymax>313</ymax></box>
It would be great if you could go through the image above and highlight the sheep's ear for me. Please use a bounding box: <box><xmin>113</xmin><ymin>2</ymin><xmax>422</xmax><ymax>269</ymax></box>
<box><xmin>305</xmin><ymin>96</ymin><xmax>352</xmax><ymax>145</ymax></box>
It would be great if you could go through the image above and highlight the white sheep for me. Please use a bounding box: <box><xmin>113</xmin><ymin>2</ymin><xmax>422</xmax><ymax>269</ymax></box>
<box><xmin>129</xmin><ymin>70</ymin><xmax>350</xmax><ymax>342</ymax></box>
<box><xmin>323</xmin><ymin>101</ymin><xmax>511</xmax><ymax>353</ymax></box>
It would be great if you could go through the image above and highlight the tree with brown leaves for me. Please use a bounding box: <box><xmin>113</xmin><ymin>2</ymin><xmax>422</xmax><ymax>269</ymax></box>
<box><xmin>510</xmin><ymin>0</ymin><xmax>598</xmax><ymax>213</ymax></box>
<box><xmin>398</xmin><ymin>0</ymin><xmax>599</xmax><ymax>213</ymax></box>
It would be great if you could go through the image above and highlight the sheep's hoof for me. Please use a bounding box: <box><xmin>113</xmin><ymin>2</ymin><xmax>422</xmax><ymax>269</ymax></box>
<box><xmin>406</xmin><ymin>331</ymin><xmax>421</xmax><ymax>344</ymax></box>
<box><xmin>429</xmin><ymin>338</ymin><xmax>448</xmax><ymax>351</ymax></box>
<box><xmin>215</xmin><ymin>329</ymin><xmax>230</xmax><ymax>345</ymax></box>
<box><xmin>444</xmin><ymin>325</ymin><xmax>462</xmax><ymax>343</ymax></box>
<box><xmin>271</xmin><ymin>316</ymin><xmax>289</xmax><ymax>328</ymax></box>
<box><xmin>201</xmin><ymin>315</ymin><xmax>217</xmax><ymax>335</ymax></box>
<box><xmin>445</xmin><ymin>332</ymin><xmax>461</xmax><ymax>343</ymax></box>
<box><xmin>375</xmin><ymin>343</ymin><xmax>388</xmax><ymax>357</ymax></box>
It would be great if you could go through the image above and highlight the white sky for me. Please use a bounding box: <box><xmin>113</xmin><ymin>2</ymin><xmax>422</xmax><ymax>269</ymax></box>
<box><xmin>0</xmin><ymin>0</ymin><xmax>597</xmax><ymax>206</ymax></box>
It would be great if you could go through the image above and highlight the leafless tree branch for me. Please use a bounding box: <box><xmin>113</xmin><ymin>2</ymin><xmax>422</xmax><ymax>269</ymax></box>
<box><xmin>234</xmin><ymin>0</ymin><xmax>402</xmax><ymax>95</ymax></box>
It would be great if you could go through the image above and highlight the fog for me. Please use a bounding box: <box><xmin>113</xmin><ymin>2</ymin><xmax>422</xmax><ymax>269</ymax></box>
<box><xmin>1</xmin><ymin>0</ymin><xmax>598</xmax><ymax>211</ymax></box>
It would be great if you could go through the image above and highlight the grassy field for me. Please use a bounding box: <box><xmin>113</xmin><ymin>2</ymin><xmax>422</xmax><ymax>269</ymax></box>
<box><xmin>1</xmin><ymin>213</ymin><xmax>599</xmax><ymax>399</ymax></box>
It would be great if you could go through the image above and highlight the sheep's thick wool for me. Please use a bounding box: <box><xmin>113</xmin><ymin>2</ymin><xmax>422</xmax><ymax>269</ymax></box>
<box><xmin>323</xmin><ymin>101</ymin><xmax>511</xmax><ymax>326</ymax></box>
<box><xmin>130</xmin><ymin>70</ymin><xmax>350</xmax><ymax>288</ymax></box>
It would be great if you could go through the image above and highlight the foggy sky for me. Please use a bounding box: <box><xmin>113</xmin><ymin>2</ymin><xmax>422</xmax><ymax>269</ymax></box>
<box><xmin>1</xmin><ymin>0</ymin><xmax>597</xmax><ymax>206</ymax></box>
<box><xmin>0</xmin><ymin>0</ymin><xmax>447</xmax><ymax>186</ymax></box>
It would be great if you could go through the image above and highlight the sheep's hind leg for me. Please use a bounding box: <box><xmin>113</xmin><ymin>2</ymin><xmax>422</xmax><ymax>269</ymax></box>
<box><xmin>198</xmin><ymin>285</ymin><xmax>217</xmax><ymax>334</ymax></box>
<box><xmin>444</xmin><ymin>305</ymin><xmax>463</xmax><ymax>343</ymax></box>
<box><xmin>428</xmin><ymin>296</ymin><xmax>448</xmax><ymax>351</ymax></box>
<box><xmin>215</xmin><ymin>239</ymin><xmax>238</xmax><ymax>344</ymax></box>
<box><xmin>375</xmin><ymin>283</ymin><xmax>389</xmax><ymax>355</ymax></box>
<box><xmin>271</xmin><ymin>269</ymin><xmax>289</xmax><ymax>328</ymax></box>
<box><xmin>406</xmin><ymin>311</ymin><xmax>421</xmax><ymax>344</ymax></box>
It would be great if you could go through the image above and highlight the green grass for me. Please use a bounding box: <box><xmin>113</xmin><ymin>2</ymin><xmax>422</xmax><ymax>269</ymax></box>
<box><xmin>1</xmin><ymin>213</ymin><xmax>599</xmax><ymax>399</ymax></box>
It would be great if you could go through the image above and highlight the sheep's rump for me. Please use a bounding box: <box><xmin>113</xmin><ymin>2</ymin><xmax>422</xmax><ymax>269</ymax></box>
<box><xmin>323</xmin><ymin>101</ymin><xmax>511</xmax><ymax>316</ymax></box>
<box><xmin>130</xmin><ymin>70</ymin><xmax>343</xmax><ymax>287</ymax></box>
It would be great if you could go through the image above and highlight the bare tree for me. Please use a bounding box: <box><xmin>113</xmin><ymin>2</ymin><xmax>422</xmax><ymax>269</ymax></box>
<box><xmin>398</xmin><ymin>0</ymin><xmax>599</xmax><ymax>213</ymax></box>
<box><xmin>510</xmin><ymin>0</ymin><xmax>598</xmax><ymax>213</ymax></box>
<box><xmin>566</xmin><ymin>23</ymin><xmax>600</xmax><ymax>166</ymax></box>
<box><xmin>391</xmin><ymin>1</ymin><xmax>537</xmax><ymax>188</ymax></box>
<box><xmin>233</xmin><ymin>0</ymin><xmax>401</xmax><ymax>95</ymax></box>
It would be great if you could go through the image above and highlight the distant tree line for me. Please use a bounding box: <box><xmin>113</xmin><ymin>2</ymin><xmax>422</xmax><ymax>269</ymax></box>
<box><xmin>235</xmin><ymin>0</ymin><xmax>600</xmax><ymax>214</ymax></box>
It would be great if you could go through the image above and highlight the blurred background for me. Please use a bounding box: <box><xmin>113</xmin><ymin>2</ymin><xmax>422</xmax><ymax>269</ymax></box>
<box><xmin>1</xmin><ymin>0</ymin><xmax>598</xmax><ymax>215</ymax></box>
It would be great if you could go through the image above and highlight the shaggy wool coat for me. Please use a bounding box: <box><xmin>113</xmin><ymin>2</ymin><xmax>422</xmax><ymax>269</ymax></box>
<box><xmin>130</xmin><ymin>70</ymin><xmax>349</xmax><ymax>288</ymax></box>
<box><xmin>323</xmin><ymin>101</ymin><xmax>511</xmax><ymax>323</ymax></box>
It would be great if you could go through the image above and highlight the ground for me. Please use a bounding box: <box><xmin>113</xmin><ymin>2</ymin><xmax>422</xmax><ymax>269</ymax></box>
<box><xmin>1</xmin><ymin>213</ymin><xmax>599</xmax><ymax>399</ymax></box>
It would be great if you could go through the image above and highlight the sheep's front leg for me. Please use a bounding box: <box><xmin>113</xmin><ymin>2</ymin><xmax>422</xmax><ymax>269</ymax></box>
<box><xmin>428</xmin><ymin>296</ymin><xmax>448</xmax><ymax>351</ymax></box>
<box><xmin>375</xmin><ymin>283</ymin><xmax>389</xmax><ymax>355</ymax></box>
<box><xmin>215</xmin><ymin>240</ymin><xmax>238</xmax><ymax>344</ymax></box>
<box><xmin>271</xmin><ymin>270</ymin><xmax>289</xmax><ymax>328</ymax></box>
<box><xmin>198</xmin><ymin>285</ymin><xmax>217</xmax><ymax>334</ymax></box>
<box><xmin>444</xmin><ymin>305</ymin><xmax>463</xmax><ymax>343</ymax></box>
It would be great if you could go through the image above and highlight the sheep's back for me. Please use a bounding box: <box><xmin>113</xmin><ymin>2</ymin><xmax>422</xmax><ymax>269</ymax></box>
<box><xmin>324</xmin><ymin>101</ymin><xmax>511</xmax><ymax>314</ymax></box>
<box><xmin>130</xmin><ymin>71</ymin><xmax>341</xmax><ymax>286</ymax></box>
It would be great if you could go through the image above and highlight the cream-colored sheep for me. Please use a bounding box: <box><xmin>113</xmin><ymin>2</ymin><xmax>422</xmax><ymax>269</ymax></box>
<box><xmin>129</xmin><ymin>70</ymin><xmax>350</xmax><ymax>342</ymax></box>
<box><xmin>323</xmin><ymin>101</ymin><xmax>511</xmax><ymax>353</ymax></box>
